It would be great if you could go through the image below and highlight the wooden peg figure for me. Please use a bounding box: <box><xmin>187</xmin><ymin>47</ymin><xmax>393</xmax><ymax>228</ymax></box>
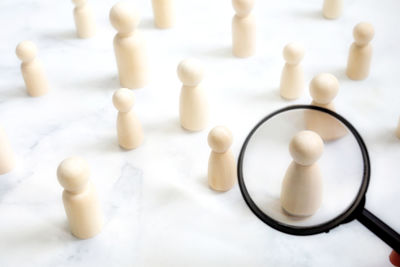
<box><xmin>57</xmin><ymin>157</ymin><xmax>103</xmax><ymax>239</ymax></box>
<box><xmin>0</xmin><ymin>126</ymin><xmax>15</xmax><ymax>175</ymax></box>
<box><xmin>281</xmin><ymin>130</ymin><xmax>324</xmax><ymax>217</ymax></box>
<box><xmin>178</xmin><ymin>59</ymin><xmax>208</xmax><ymax>131</ymax></box>
<box><xmin>72</xmin><ymin>0</ymin><xmax>96</xmax><ymax>38</ymax></box>
<box><xmin>346</xmin><ymin>22</ymin><xmax>374</xmax><ymax>80</ymax></box>
<box><xmin>322</xmin><ymin>0</ymin><xmax>343</xmax><ymax>19</ymax></box>
<box><xmin>16</xmin><ymin>41</ymin><xmax>49</xmax><ymax>97</ymax></box>
<box><xmin>396</xmin><ymin>117</ymin><xmax>400</xmax><ymax>139</ymax></box>
<box><xmin>208</xmin><ymin>126</ymin><xmax>236</xmax><ymax>192</ymax></box>
<box><xmin>232</xmin><ymin>0</ymin><xmax>256</xmax><ymax>58</ymax></box>
<box><xmin>151</xmin><ymin>0</ymin><xmax>175</xmax><ymax>29</ymax></box>
<box><xmin>113</xmin><ymin>88</ymin><xmax>143</xmax><ymax>150</ymax></box>
<box><xmin>279</xmin><ymin>43</ymin><xmax>305</xmax><ymax>100</ymax></box>
<box><xmin>110</xmin><ymin>1</ymin><xmax>149</xmax><ymax>89</ymax></box>
<box><xmin>305</xmin><ymin>73</ymin><xmax>347</xmax><ymax>141</ymax></box>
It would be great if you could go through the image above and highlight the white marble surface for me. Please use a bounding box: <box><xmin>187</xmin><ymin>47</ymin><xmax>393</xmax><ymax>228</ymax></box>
<box><xmin>0</xmin><ymin>0</ymin><xmax>399</xmax><ymax>266</ymax></box>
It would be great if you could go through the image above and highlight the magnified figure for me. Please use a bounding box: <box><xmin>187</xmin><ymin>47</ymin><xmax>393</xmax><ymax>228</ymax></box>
<box><xmin>238</xmin><ymin>105</ymin><xmax>400</xmax><ymax>253</ymax></box>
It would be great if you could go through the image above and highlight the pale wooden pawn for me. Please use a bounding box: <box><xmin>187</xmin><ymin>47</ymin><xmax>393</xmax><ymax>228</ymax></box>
<box><xmin>305</xmin><ymin>73</ymin><xmax>347</xmax><ymax>141</ymax></box>
<box><xmin>57</xmin><ymin>157</ymin><xmax>103</xmax><ymax>239</ymax></box>
<box><xmin>178</xmin><ymin>59</ymin><xmax>208</xmax><ymax>131</ymax></box>
<box><xmin>346</xmin><ymin>22</ymin><xmax>374</xmax><ymax>80</ymax></box>
<box><xmin>232</xmin><ymin>0</ymin><xmax>256</xmax><ymax>58</ymax></box>
<box><xmin>0</xmin><ymin>126</ymin><xmax>15</xmax><ymax>175</ymax></box>
<box><xmin>281</xmin><ymin>130</ymin><xmax>324</xmax><ymax>217</ymax></box>
<box><xmin>113</xmin><ymin>88</ymin><xmax>143</xmax><ymax>150</ymax></box>
<box><xmin>396</xmin><ymin>117</ymin><xmax>400</xmax><ymax>139</ymax></box>
<box><xmin>208</xmin><ymin>126</ymin><xmax>236</xmax><ymax>192</ymax></box>
<box><xmin>151</xmin><ymin>0</ymin><xmax>175</xmax><ymax>29</ymax></box>
<box><xmin>323</xmin><ymin>0</ymin><xmax>343</xmax><ymax>19</ymax></box>
<box><xmin>279</xmin><ymin>43</ymin><xmax>305</xmax><ymax>100</ymax></box>
<box><xmin>16</xmin><ymin>41</ymin><xmax>49</xmax><ymax>97</ymax></box>
<box><xmin>110</xmin><ymin>1</ymin><xmax>149</xmax><ymax>89</ymax></box>
<box><xmin>72</xmin><ymin>0</ymin><xmax>96</xmax><ymax>38</ymax></box>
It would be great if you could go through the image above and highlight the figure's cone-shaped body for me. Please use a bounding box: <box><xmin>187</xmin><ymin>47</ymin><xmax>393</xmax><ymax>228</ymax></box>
<box><xmin>281</xmin><ymin>131</ymin><xmax>324</xmax><ymax>217</ymax></box>
<box><xmin>396</xmin><ymin>117</ymin><xmax>400</xmax><ymax>140</ymax></box>
<box><xmin>72</xmin><ymin>0</ymin><xmax>96</xmax><ymax>38</ymax></box>
<box><xmin>151</xmin><ymin>0</ymin><xmax>175</xmax><ymax>29</ymax></box>
<box><xmin>0</xmin><ymin>127</ymin><xmax>15</xmax><ymax>175</ymax></box>
<box><xmin>322</xmin><ymin>0</ymin><xmax>343</xmax><ymax>19</ymax></box>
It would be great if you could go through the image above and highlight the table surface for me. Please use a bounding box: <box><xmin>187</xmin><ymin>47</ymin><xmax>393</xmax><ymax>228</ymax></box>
<box><xmin>0</xmin><ymin>0</ymin><xmax>399</xmax><ymax>266</ymax></box>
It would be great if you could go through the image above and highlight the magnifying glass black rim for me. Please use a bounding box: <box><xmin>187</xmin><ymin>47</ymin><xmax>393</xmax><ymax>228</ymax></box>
<box><xmin>237</xmin><ymin>105</ymin><xmax>370</xmax><ymax>236</ymax></box>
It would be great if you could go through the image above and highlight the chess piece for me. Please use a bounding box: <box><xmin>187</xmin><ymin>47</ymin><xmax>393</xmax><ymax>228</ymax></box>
<box><xmin>16</xmin><ymin>41</ymin><xmax>49</xmax><ymax>97</ymax></box>
<box><xmin>151</xmin><ymin>0</ymin><xmax>175</xmax><ymax>29</ymax></box>
<box><xmin>178</xmin><ymin>59</ymin><xmax>208</xmax><ymax>131</ymax></box>
<box><xmin>72</xmin><ymin>0</ymin><xmax>96</xmax><ymax>38</ymax></box>
<box><xmin>208</xmin><ymin>126</ymin><xmax>236</xmax><ymax>192</ymax></box>
<box><xmin>346</xmin><ymin>22</ymin><xmax>374</xmax><ymax>80</ymax></box>
<box><xmin>305</xmin><ymin>73</ymin><xmax>347</xmax><ymax>141</ymax></box>
<box><xmin>322</xmin><ymin>0</ymin><xmax>343</xmax><ymax>19</ymax></box>
<box><xmin>279</xmin><ymin>43</ymin><xmax>305</xmax><ymax>100</ymax></box>
<box><xmin>232</xmin><ymin>0</ymin><xmax>256</xmax><ymax>58</ymax></box>
<box><xmin>57</xmin><ymin>157</ymin><xmax>103</xmax><ymax>239</ymax></box>
<box><xmin>0</xmin><ymin>126</ymin><xmax>15</xmax><ymax>175</ymax></box>
<box><xmin>396</xmin><ymin>117</ymin><xmax>400</xmax><ymax>139</ymax></box>
<box><xmin>110</xmin><ymin>1</ymin><xmax>149</xmax><ymax>89</ymax></box>
<box><xmin>113</xmin><ymin>88</ymin><xmax>143</xmax><ymax>149</ymax></box>
<box><xmin>281</xmin><ymin>130</ymin><xmax>324</xmax><ymax>217</ymax></box>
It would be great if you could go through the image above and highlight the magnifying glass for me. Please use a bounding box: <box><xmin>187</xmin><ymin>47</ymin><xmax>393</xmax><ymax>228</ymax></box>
<box><xmin>238</xmin><ymin>105</ymin><xmax>400</xmax><ymax>253</ymax></box>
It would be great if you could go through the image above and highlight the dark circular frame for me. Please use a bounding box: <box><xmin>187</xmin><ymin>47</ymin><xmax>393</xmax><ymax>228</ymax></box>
<box><xmin>237</xmin><ymin>105</ymin><xmax>371</xmax><ymax>236</ymax></box>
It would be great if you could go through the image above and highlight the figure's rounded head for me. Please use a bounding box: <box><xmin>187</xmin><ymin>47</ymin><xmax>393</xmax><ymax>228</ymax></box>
<box><xmin>72</xmin><ymin>0</ymin><xmax>86</xmax><ymax>7</ymax></box>
<box><xmin>113</xmin><ymin>88</ymin><xmax>135</xmax><ymax>112</ymax></box>
<box><xmin>208</xmin><ymin>126</ymin><xmax>233</xmax><ymax>153</ymax></box>
<box><xmin>177</xmin><ymin>58</ymin><xmax>204</xmax><ymax>86</ymax></box>
<box><xmin>16</xmin><ymin>40</ymin><xmax>37</xmax><ymax>62</ymax></box>
<box><xmin>232</xmin><ymin>0</ymin><xmax>255</xmax><ymax>17</ymax></box>
<box><xmin>109</xmin><ymin>1</ymin><xmax>140</xmax><ymax>34</ymax></box>
<box><xmin>283</xmin><ymin>42</ymin><xmax>305</xmax><ymax>65</ymax></box>
<box><xmin>309</xmin><ymin>73</ymin><xmax>339</xmax><ymax>104</ymax></box>
<box><xmin>57</xmin><ymin>157</ymin><xmax>90</xmax><ymax>192</ymax></box>
<box><xmin>353</xmin><ymin>22</ymin><xmax>374</xmax><ymax>46</ymax></box>
<box><xmin>289</xmin><ymin>130</ymin><xmax>324</xmax><ymax>166</ymax></box>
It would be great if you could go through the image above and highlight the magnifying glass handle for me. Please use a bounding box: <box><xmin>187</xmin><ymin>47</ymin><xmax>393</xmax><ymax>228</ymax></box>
<box><xmin>358</xmin><ymin>208</ymin><xmax>400</xmax><ymax>253</ymax></box>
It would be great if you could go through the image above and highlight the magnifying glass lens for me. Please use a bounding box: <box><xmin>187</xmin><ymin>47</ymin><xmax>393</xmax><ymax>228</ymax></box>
<box><xmin>241</xmin><ymin>107</ymin><xmax>366</xmax><ymax>230</ymax></box>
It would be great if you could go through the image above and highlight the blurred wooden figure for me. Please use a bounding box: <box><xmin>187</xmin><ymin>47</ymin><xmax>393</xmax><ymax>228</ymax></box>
<box><xmin>208</xmin><ymin>126</ymin><xmax>236</xmax><ymax>192</ymax></box>
<box><xmin>346</xmin><ymin>22</ymin><xmax>374</xmax><ymax>80</ymax></box>
<box><xmin>113</xmin><ymin>88</ymin><xmax>143</xmax><ymax>150</ymax></box>
<box><xmin>322</xmin><ymin>0</ymin><xmax>343</xmax><ymax>19</ymax></box>
<box><xmin>110</xmin><ymin>1</ymin><xmax>149</xmax><ymax>89</ymax></box>
<box><xmin>305</xmin><ymin>73</ymin><xmax>347</xmax><ymax>141</ymax></box>
<box><xmin>232</xmin><ymin>0</ymin><xmax>256</xmax><ymax>58</ymax></box>
<box><xmin>178</xmin><ymin>59</ymin><xmax>208</xmax><ymax>131</ymax></box>
<box><xmin>72</xmin><ymin>0</ymin><xmax>96</xmax><ymax>38</ymax></box>
<box><xmin>281</xmin><ymin>130</ymin><xmax>324</xmax><ymax>217</ymax></box>
<box><xmin>396</xmin><ymin>117</ymin><xmax>400</xmax><ymax>139</ymax></box>
<box><xmin>152</xmin><ymin>0</ymin><xmax>175</xmax><ymax>29</ymax></box>
<box><xmin>16</xmin><ymin>41</ymin><xmax>49</xmax><ymax>97</ymax></box>
<box><xmin>57</xmin><ymin>157</ymin><xmax>103</xmax><ymax>239</ymax></box>
<box><xmin>279</xmin><ymin>42</ymin><xmax>305</xmax><ymax>100</ymax></box>
<box><xmin>0</xmin><ymin>126</ymin><xmax>15</xmax><ymax>175</ymax></box>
